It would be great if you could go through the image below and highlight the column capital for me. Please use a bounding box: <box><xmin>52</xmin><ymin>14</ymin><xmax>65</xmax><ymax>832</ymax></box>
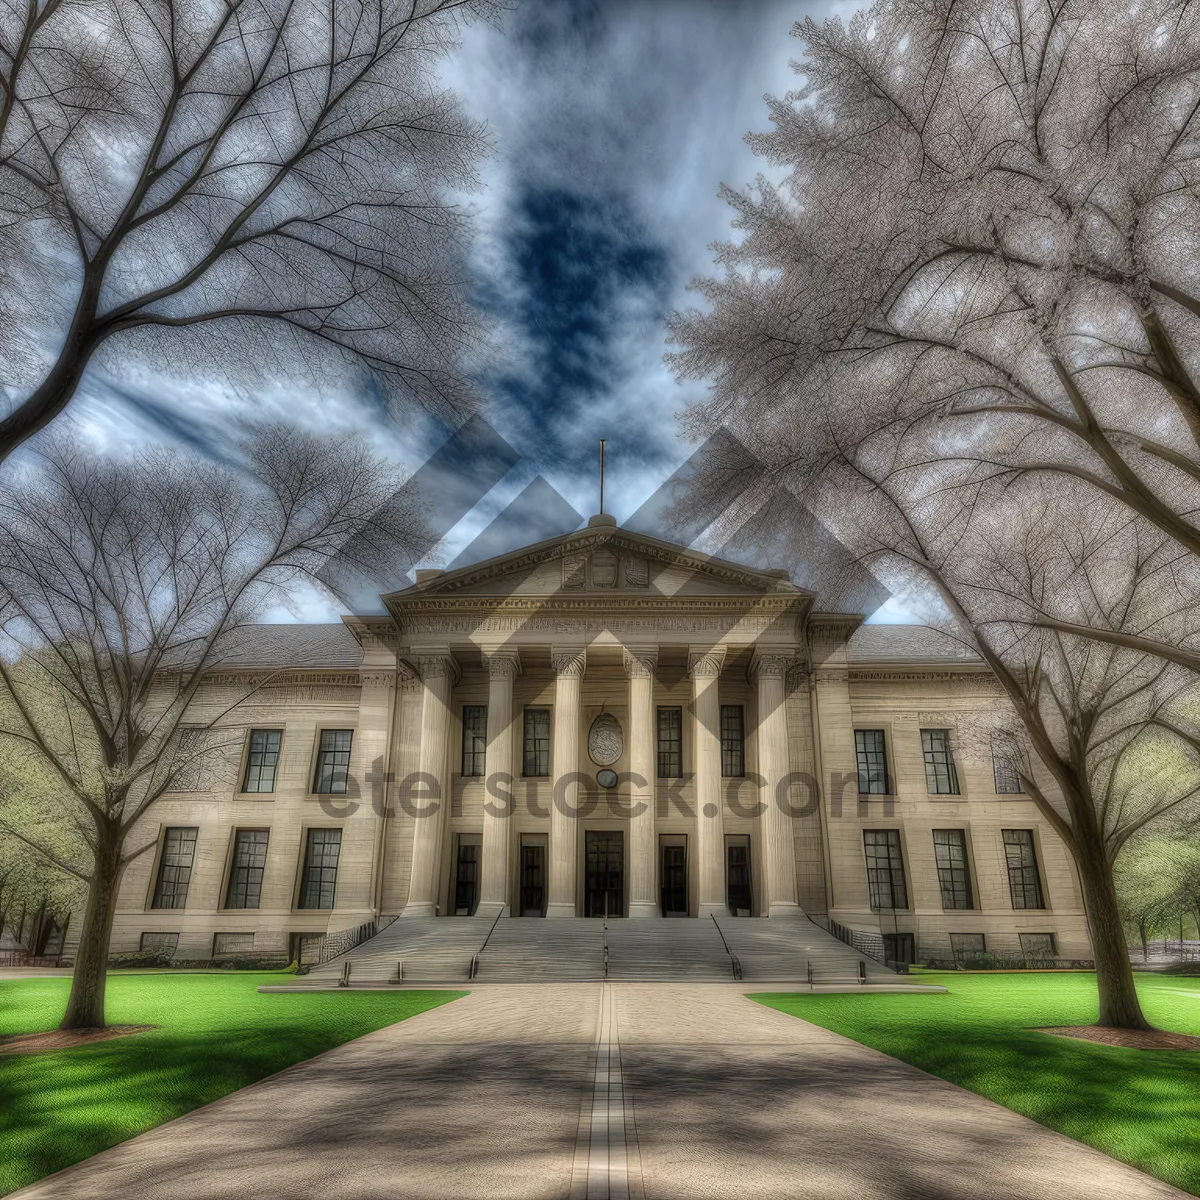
<box><xmin>411</xmin><ymin>646</ymin><xmax>460</xmax><ymax>683</ymax></box>
<box><xmin>481</xmin><ymin>647</ymin><xmax>522</xmax><ymax>679</ymax></box>
<box><xmin>688</xmin><ymin>645</ymin><xmax>726</xmax><ymax>679</ymax></box>
<box><xmin>622</xmin><ymin>645</ymin><xmax>658</xmax><ymax>679</ymax></box>
<box><xmin>747</xmin><ymin>648</ymin><xmax>799</xmax><ymax>683</ymax></box>
<box><xmin>550</xmin><ymin>644</ymin><xmax>587</xmax><ymax>678</ymax></box>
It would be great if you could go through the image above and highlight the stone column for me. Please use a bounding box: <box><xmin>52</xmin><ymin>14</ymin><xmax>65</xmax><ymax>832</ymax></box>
<box><xmin>547</xmin><ymin>645</ymin><xmax>586</xmax><ymax>918</ymax></box>
<box><xmin>401</xmin><ymin>649</ymin><xmax>457</xmax><ymax>917</ymax></box>
<box><xmin>479</xmin><ymin>649</ymin><xmax>520</xmax><ymax>916</ymax></box>
<box><xmin>689</xmin><ymin>646</ymin><xmax>726</xmax><ymax>918</ymax></box>
<box><xmin>751</xmin><ymin>650</ymin><xmax>800</xmax><ymax>916</ymax></box>
<box><xmin>624</xmin><ymin>646</ymin><xmax>658</xmax><ymax>918</ymax></box>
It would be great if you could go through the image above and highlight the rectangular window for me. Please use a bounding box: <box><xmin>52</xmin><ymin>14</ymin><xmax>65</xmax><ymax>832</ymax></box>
<box><xmin>1018</xmin><ymin>932</ymin><xmax>1057</xmax><ymax>964</ymax></box>
<box><xmin>855</xmin><ymin>729</ymin><xmax>890</xmax><ymax>795</ymax></box>
<box><xmin>992</xmin><ymin>744</ymin><xmax>1024</xmax><ymax>794</ymax></box>
<box><xmin>932</xmin><ymin>829</ymin><xmax>973</xmax><ymax>909</ymax></box>
<box><xmin>523</xmin><ymin>708</ymin><xmax>551</xmax><ymax>777</ymax></box>
<box><xmin>461</xmin><ymin>706</ymin><xmax>488</xmax><ymax>777</ymax></box>
<box><xmin>657</xmin><ymin>707</ymin><xmax>682</xmax><ymax>778</ymax></box>
<box><xmin>139</xmin><ymin>931</ymin><xmax>179</xmax><ymax>956</ymax></box>
<box><xmin>213</xmin><ymin>932</ymin><xmax>255</xmax><ymax>956</ymax></box>
<box><xmin>720</xmin><ymin>705</ymin><xmax>745</xmax><ymax>778</ymax></box>
<box><xmin>241</xmin><ymin>729</ymin><xmax>282</xmax><ymax>794</ymax></box>
<box><xmin>298</xmin><ymin>828</ymin><xmax>342</xmax><ymax>910</ymax></box>
<box><xmin>949</xmin><ymin>932</ymin><xmax>986</xmax><ymax>965</ymax></box>
<box><xmin>921</xmin><ymin>729</ymin><xmax>960</xmax><ymax>795</ymax></box>
<box><xmin>312</xmin><ymin>729</ymin><xmax>353</xmax><ymax>794</ymax></box>
<box><xmin>863</xmin><ymin>829</ymin><xmax>908</xmax><ymax>909</ymax></box>
<box><xmin>150</xmin><ymin>826</ymin><xmax>198</xmax><ymax>909</ymax></box>
<box><xmin>225</xmin><ymin>829</ymin><xmax>269</xmax><ymax>909</ymax></box>
<box><xmin>167</xmin><ymin>728</ymin><xmax>205</xmax><ymax>791</ymax></box>
<box><xmin>1002</xmin><ymin>829</ymin><xmax>1045</xmax><ymax>909</ymax></box>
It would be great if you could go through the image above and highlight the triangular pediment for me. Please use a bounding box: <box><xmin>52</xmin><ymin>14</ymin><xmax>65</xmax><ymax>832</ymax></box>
<box><xmin>381</xmin><ymin>524</ymin><xmax>809</xmax><ymax>603</ymax></box>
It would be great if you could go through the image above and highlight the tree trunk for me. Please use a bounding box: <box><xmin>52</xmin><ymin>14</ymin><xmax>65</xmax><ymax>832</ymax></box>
<box><xmin>59</xmin><ymin>822</ymin><xmax>123</xmax><ymax>1031</ymax></box>
<box><xmin>1074</xmin><ymin>831</ymin><xmax>1152</xmax><ymax>1030</ymax></box>
<box><xmin>0</xmin><ymin>284</ymin><xmax>100</xmax><ymax>464</ymax></box>
<box><xmin>1139</xmin><ymin>920</ymin><xmax>1148</xmax><ymax>962</ymax></box>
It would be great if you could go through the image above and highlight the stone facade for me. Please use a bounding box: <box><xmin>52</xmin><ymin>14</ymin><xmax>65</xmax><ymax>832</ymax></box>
<box><xmin>110</xmin><ymin>518</ymin><xmax>1091</xmax><ymax>964</ymax></box>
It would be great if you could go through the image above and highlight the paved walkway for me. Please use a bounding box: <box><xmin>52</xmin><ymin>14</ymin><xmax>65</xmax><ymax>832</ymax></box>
<box><xmin>14</xmin><ymin>984</ymin><xmax>1185</xmax><ymax>1199</ymax></box>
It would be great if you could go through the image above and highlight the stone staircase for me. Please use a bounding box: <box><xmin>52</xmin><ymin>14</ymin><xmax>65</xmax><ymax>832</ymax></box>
<box><xmin>473</xmin><ymin>918</ymin><xmax>606</xmax><ymax>982</ymax></box>
<box><xmin>303</xmin><ymin>913</ymin><xmax>497</xmax><ymax>985</ymax></box>
<box><xmin>713</xmin><ymin>911</ymin><xmax>895</xmax><ymax>983</ymax></box>
<box><xmin>301</xmin><ymin>910</ymin><xmax>899</xmax><ymax>986</ymax></box>
<box><xmin>605</xmin><ymin>918</ymin><xmax>735</xmax><ymax>981</ymax></box>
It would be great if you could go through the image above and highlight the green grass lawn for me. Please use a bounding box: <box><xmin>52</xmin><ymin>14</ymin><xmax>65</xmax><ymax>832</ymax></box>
<box><xmin>0</xmin><ymin>972</ymin><xmax>464</xmax><ymax>1196</ymax></box>
<box><xmin>755</xmin><ymin>972</ymin><xmax>1200</xmax><ymax>1195</ymax></box>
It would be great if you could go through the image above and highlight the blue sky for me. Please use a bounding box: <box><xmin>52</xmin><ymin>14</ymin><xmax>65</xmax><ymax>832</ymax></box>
<box><xmin>60</xmin><ymin>0</ymin><xmax>911</xmax><ymax>619</ymax></box>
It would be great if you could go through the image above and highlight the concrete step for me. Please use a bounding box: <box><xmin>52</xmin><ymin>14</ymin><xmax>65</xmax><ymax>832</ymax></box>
<box><xmin>302</xmin><ymin>911</ymin><xmax>900</xmax><ymax>985</ymax></box>
<box><xmin>713</xmin><ymin>913</ymin><xmax>896</xmax><ymax>982</ymax></box>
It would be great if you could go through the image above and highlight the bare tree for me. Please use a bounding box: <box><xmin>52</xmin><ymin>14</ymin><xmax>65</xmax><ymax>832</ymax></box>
<box><xmin>0</xmin><ymin>0</ymin><xmax>497</xmax><ymax>462</ymax></box>
<box><xmin>669</xmin><ymin>0</ymin><xmax>1200</xmax><ymax>1028</ymax></box>
<box><xmin>668</xmin><ymin>0</ymin><xmax>1200</xmax><ymax>576</ymax></box>
<box><xmin>0</xmin><ymin>428</ymin><xmax>422</xmax><ymax>1028</ymax></box>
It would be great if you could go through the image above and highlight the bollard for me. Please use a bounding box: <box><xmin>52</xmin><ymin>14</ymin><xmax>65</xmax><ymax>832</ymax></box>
<box><xmin>858</xmin><ymin>960</ymin><xmax>866</xmax><ymax>985</ymax></box>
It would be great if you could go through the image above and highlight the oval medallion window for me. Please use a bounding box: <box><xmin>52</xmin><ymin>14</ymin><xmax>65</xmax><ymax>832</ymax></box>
<box><xmin>588</xmin><ymin>712</ymin><xmax>623</xmax><ymax>766</ymax></box>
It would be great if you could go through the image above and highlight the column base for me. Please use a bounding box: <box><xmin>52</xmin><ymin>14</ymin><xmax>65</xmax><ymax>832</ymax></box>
<box><xmin>545</xmin><ymin>902</ymin><xmax>578</xmax><ymax>919</ymax></box>
<box><xmin>400</xmin><ymin>901</ymin><xmax>436</xmax><ymax>918</ymax></box>
<box><xmin>768</xmin><ymin>901</ymin><xmax>803</xmax><ymax>918</ymax></box>
<box><xmin>628</xmin><ymin>900</ymin><xmax>658</xmax><ymax>919</ymax></box>
<box><xmin>698</xmin><ymin>902</ymin><xmax>727</xmax><ymax>919</ymax></box>
<box><xmin>474</xmin><ymin>901</ymin><xmax>509</xmax><ymax>919</ymax></box>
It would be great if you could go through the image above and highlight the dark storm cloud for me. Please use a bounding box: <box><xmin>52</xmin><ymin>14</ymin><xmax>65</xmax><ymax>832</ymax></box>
<box><xmin>444</xmin><ymin>0</ymin><xmax>830</xmax><ymax>518</ymax></box>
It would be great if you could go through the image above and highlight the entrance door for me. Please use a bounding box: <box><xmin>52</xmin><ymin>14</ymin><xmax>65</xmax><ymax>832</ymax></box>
<box><xmin>726</xmin><ymin>835</ymin><xmax>752</xmax><ymax>916</ymax></box>
<box><xmin>660</xmin><ymin>839</ymin><xmax>688</xmax><ymax>916</ymax></box>
<box><xmin>520</xmin><ymin>838</ymin><xmax>546</xmax><ymax>916</ymax></box>
<box><xmin>452</xmin><ymin>835</ymin><xmax>480</xmax><ymax>916</ymax></box>
<box><xmin>585</xmin><ymin>831</ymin><xmax>624</xmax><ymax>918</ymax></box>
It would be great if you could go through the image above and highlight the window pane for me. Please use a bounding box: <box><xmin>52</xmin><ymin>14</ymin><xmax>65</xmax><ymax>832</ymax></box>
<box><xmin>1002</xmin><ymin>829</ymin><xmax>1044</xmax><ymax>909</ymax></box>
<box><xmin>242</xmin><ymin>729</ymin><xmax>282</xmax><ymax>793</ymax></box>
<box><xmin>932</xmin><ymin>829</ymin><xmax>972</xmax><ymax>909</ymax></box>
<box><xmin>225</xmin><ymin>829</ymin><xmax>269</xmax><ymax>909</ymax></box>
<box><xmin>1018</xmin><ymin>932</ymin><xmax>1057</xmax><ymax>963</ymax></box>
<box><xmin>949</xmin><ymin>932</ymin><xmax>986</xmax><ymax>965</ymax></box>
<box><xmin>657</xmin><ymin>707</ymin><xmax>682</xmax><ymax>779</ymax></box>
<box><xmin>992</xmin><ymin>744</ymin><xmax>1023</xmax><ymax>793</ymax></box>
<box><xmin>855</xmin><ymin>730</ymin><xmax>890</xmax><ymax>794</ymax></box>
<box><xmin>921</xmin><ymin>729</ymin><xmax>960</xmax><ymax>795</ymax></box>
<box><xmin>863</xmin><ymin>829</ymin><xmax>908</xmax><ymax>908</ymax></box>
<box><xmin>461</xmin><ymin>706</ymin><xmax>488</xmax><ymax>777</ymax></box>
<box><xmin>312</xmin><ymin>729</ymin><xmax>353</xmax><ymax>794</ymax></box>
<box><xmin>720</xmin><ymin>705</ymin><xmax>744</xmax><ymax>778</ymax></box>
<box><xmin>523</xmin><ymin>709</ymin><xmax>550</xmax><ymax>777</ymax></box>
<box><xmin>151</xmin><ymin>827</ymin><xmax>198</xmax><ymax>909</ymax></box>
<box><xmin>298</xmin><ymin>828</ymin><xmax>342</xmax><ymax>910</ymax></box>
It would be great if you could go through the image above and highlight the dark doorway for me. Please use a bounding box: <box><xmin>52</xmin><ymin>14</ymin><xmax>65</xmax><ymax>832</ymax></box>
<box><xmin>585</xmin><ymin>830</ymin><xmax>624</xmax><ymax>918</ymax></box>
<box><xmin>883</xmin><ymin>932</ymin><xmax>916</xmax><ymax>965</ymax></box>
<box><xmin>520</xmin><ymin>839</ymin><xmax>546</xmax><ymax>916</ymax></box>
<box><xmin>452</xmin><ymin>836</ymin><xmax>479</xmax><ymax>915</ymax></box>
<box><xmin>726</xmin><ymin>836</ymin><xmax>752</xmax><ymax>916</ymax></box>
<box><xmin>661</xmin><ymin>840</ymin><xmax>688</xmax><ymax>916</ymax></box>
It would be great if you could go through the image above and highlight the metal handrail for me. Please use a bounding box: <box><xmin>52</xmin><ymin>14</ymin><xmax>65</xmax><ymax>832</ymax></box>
<box><xmin>709</xmin><ymin>913</ymin><xmax>743</xmax><ymax>981</ymax></box>
<box><xmin>468</xmin><ymin>953</ymin><xmax>480</xmax><ymax>980</ymax></box>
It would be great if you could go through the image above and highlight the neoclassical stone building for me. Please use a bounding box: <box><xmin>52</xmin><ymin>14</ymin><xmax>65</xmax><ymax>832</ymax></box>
<box><xmin>112</xmin><ymin>516</ymin><xmax>1091</xmax><ymax>966</ymax></box>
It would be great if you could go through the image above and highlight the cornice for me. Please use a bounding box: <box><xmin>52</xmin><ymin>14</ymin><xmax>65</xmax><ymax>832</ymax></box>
<box><xmin>383</xmin><ymin>528</ymin><xmax>814</xmax><ymax>602</ymax></box>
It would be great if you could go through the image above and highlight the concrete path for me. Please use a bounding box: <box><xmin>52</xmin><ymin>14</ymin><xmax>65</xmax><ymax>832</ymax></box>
<box><xmin>14</xmin><ymin>984</ymin><xmax>1186</xmax><ymax>1200</ymax></box>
